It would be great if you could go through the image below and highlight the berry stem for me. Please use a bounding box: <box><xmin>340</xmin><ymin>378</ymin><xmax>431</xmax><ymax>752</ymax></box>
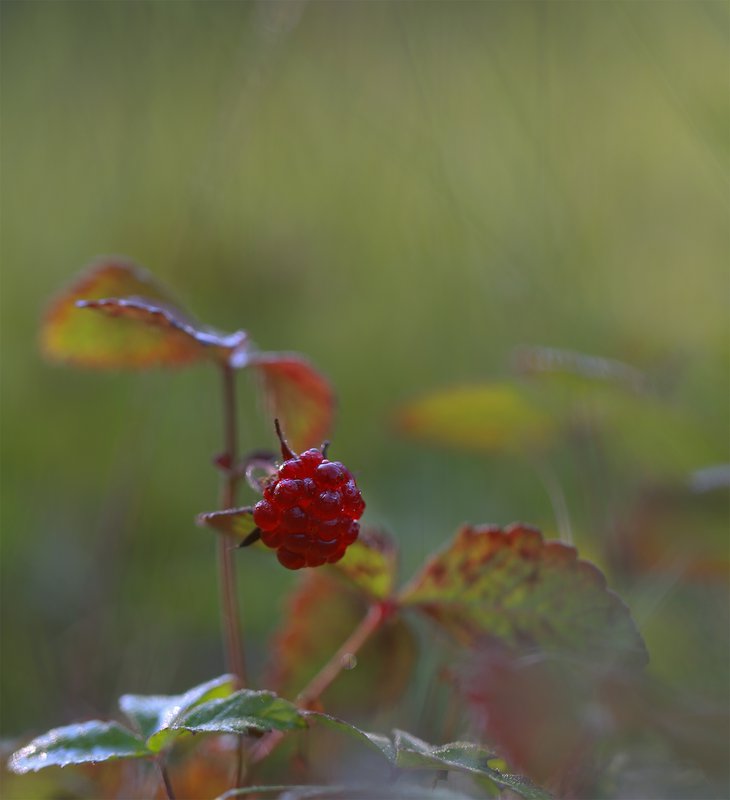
<box><xmin>157</xmin><ymin>760</ymin><xmax>176</xmax><ymax>800</ymax></box>
<box><xmin>217</xmin><ymin>363</ymin><xmax>247</xmax><ymax>686</ymax></box>
<box><xmin>296</xmin><ymin>602</ymin><xmax>386</xmax><ymax>709</ymax></box>
<box><xmin>248</xmin><ymin>602</ymin><xmax>389</xmax><ymax>765</ymax></box>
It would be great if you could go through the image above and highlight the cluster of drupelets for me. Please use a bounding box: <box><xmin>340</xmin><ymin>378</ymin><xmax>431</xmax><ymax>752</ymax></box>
<box><xmin>252</xmin><ymin>429</ymin><xmax>365</xmax><ymax>570</ymax></box>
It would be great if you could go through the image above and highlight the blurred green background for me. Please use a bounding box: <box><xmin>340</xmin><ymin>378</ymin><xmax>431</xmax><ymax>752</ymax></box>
<box><xmin>1</xmin><ymin>0</ymin><xmax>728</xmax><ymax>791</ymax></box>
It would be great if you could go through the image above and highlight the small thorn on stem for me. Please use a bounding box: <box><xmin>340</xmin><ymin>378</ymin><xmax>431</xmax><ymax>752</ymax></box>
<box><xmin>320</xmin><ymin>440</ymin><xmax>330</xmax><ymax>458</ymax></box>
<box><xmin>238</xmin><ymin>528</ymin><xmax>262</xmax><ymax>548</ymax></box>
<box><xmin>274</xmin><ymin>418</ymin><xmax>295</xmax><ymax>460</ymax></box>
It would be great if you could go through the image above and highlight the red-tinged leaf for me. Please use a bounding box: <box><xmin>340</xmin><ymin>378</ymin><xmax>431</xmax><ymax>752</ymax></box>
<box><xmin>267</xmin><ymin>572</ymin><xmax>416</xmax><ymax>715</ymax></box>
<box><xmin>242</xmin><ymin>353</ymin><xmax>335</xmax><ymax>452</ymax></box>
<box><xmin>395</xmin><ymin>384</ymin><xmax>555</xmax><ymax>454</ymax></box>
<box><xmin>453</xmin><ymin>640</ymin><xmax>609</xmax><ymax>791</ymax></box>
<box><xmin>330</xmin><ymin>529</ymin><xmax>398</xmax><ymax>601</ymax></box>
<box><xmin>40</xmin><ymin>258</ymin><xmax>249</xmax><ymax>369</ymax></box>
<box><xmin>197</xmin><ymin>507</ymin><xmax>257</xmax><ymax>542</ymax></box>
<box><xmin>399</xmin><ymin>524</ymin><xmax>648</xmax><ymax>668</ymax></box>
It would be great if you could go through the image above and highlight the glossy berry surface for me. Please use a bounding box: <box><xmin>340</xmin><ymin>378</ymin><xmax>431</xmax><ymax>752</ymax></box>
<box><xmin>252</xmin><ymin>423</ymin><xmax>365</xmax><ymax>570</ymax></box>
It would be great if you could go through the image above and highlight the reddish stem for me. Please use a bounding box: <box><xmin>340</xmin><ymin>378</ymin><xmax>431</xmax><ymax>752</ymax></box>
<box><xmin>249</xmin><ymin>602</ymin><xmax>390</xmax><ymax>765</ymax></box>
<box><xmin>217</xmin><ymin>364</ymin><xmax>246</xmax><ymax>686</ymax></box>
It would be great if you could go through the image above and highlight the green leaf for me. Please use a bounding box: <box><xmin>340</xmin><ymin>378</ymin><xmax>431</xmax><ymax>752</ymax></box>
<box><xmin>304</xmin><ymin>713</ymin><xmax>552</xmax><ymax>800</ymax></box>
<box><xmin>40</xmin><ymin>258</ymin><xmax>249</xmax><ymax>369</ymax></box>
<box><xmin>165</xmin><ymin>690</ymin><xmax>305</xmax><ymax>737</ymax></box>
<box><xmin>268</xmin><ymin>573</ymin><xmax>417</xmax><ymax>715</ymax></box>
<box><xmin>217</xmin><ymin>785</ymin><xmax>477</xmax><ymax>800</ymax></box>
<box><xmin>197</xmin><ymin>507</ymin><xmax>258</xmax><ymax>542</ymax></box>
<box><xmin>330</xmin><ymin>529</ymin><xmax>398</xmax><ymax>600</ymax></box>
<box><xmin>399</xmin><ymin>523</ymin><xmax>648</xmax><ymax>668</ymax></box>
<box><xmin>119</xmin><ymin>674</ymin><xmax>236</xmax><ymax>750</ymax></box>
<box><xmin>303</xmin><ymin>712</ymin><xmax>395</xmax><ymax>762</ymax></box>
<box><xmin>7</xmin><ymin>721</ymin><xmax>150</xmax><ymax>773</ymax></box>
<box><xmin>242</xmin><ymin>352</ymin><xmax>335</xmax><ymax>452</ymax></box>
<box><xmin>395</xmin><ymin>383</ymin><xmax>555</xmax><ymax>454</ymax></box>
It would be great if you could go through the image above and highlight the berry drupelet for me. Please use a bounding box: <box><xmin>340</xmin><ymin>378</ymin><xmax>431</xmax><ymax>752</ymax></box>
<box><xmin>252</xmin><ymin>421</ymin><xmax>365</xmax><ymax>570</ymax></box>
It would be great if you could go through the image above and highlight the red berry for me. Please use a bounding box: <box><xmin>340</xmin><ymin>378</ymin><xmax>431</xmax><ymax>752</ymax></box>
<box><xmin>254</xmin><ymin>422</ymin><xmax>366</xmax><ymax>570</ymax></box>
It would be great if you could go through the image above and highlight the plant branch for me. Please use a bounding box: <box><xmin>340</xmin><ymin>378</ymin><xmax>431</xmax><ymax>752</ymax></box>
<box><xmin>249</xmin><ymin>602</ymin><xmax>389</xmax><ymax>765</ymax></box>
<box><xmin>157</xmin><ymin>760</ymin><xmax>176</xmax><ymax>800</ymax></box>
<box><xmin>217</xmin><ymin>363</ymin><xmax>247</xmax><ymax>687</ymax></box>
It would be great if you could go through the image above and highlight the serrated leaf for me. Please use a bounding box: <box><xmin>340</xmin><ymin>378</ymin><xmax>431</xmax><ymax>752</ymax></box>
<box><xmin>197</xmin><ymin>507</ymin><xmax>258</xmax><ymax>542</ymax></box>
<box><xmin>217</xmin><ymin>784</ymin><xmax>477</xmax><ymax>800</ymax></box>
<box><xmin>304</xmin><ymin>714</ymin><xmax>552</xmax><ymax>800</ymax></box>
<box><xmin>395</xmin><ymin>384</ymin><xmax>555</xmax><ymax>454</ymax></box>
<box><xmin>77</xmin><ymin>297</ymin><xmax>249</xmax><ymax>365</ymax></box>
<box><xmin>243</xmin><ymin>353</ymin><xmax>335</xmax><ymax>452</ymax></box>
<box><xmin>399</xmin><ymin>524</ymin><xmax>648</xmax><ymax>667</ymax></box>
<box><xmin>512</xmin><ymin>345</ymin><xmax>647</xmax><ymax>393</ymax></box>
<box><xmin>165</xmin><ymin>690</ymin><xmax>305</xmax><ymax>737</ymax></box>
<box><xmin>119</xmin><ymin>674</ymin><xmax>236</xmax><ymax>750</ymax></box>
<box><xmin>7</xmin><ymin>721</ymin><xmax>149</xmax><ymax>773</ymax></box>
<box><xmin>268</xmin><ymin>573</ymin><xmax>416</xmax><ymax>715</ymax></box>
<box><xmin>392</xmin><ymin>729</ymin><xmax>552</xmax><ymax>800</ymax></box>
<box><xmin>303</xmin><ymin>712</ymin><xmax>396</xmax><ymax>762</ymax></box>
<box><xmin>330</xmin><ymin>529</ymin><xmax>398</xmax><ymax>600</ymax></box>
<box><xmin>40</xmin><ymin>259</ymin><xmax>249</xmax><ymax>369</ymax></box>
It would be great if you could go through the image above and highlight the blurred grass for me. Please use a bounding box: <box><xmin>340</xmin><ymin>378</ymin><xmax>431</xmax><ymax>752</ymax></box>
<box><xmin>1</xmin><ymin>0</ymin><xmax>727</xmax><ymax>754</ymax></box>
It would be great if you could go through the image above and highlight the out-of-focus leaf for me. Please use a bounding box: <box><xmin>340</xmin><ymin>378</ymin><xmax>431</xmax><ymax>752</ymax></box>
<box><xmin>7</xmin><ymin>721</ymin><xmax>149</xmax><ymax>773</ymax></box>
<box><xmin>242</xmin><ymin>352</ymin><xmax>335</xmax><ymax>452</ymax></box>
<box><xmin>40</xmin><ymin>258</ymin><xmax>249</xmax><ymax>369</ymax></box>
<box><xmin>454</xmin><ymin>640</ymin><xmax>610</xmax><ymax>790</ymax></box>
<box><xmin>268</xmin><ymin>573</ymin><xmax>416</xmax><ymax>714</ymax></box>
<box><xmin>218</xmin><ymin>784</ymin><xmax>477</xmax><ymax>800</ymax></box>
<box><xmin>119</xmin><ymin>674</ymin><xmax>236</xmax><ymax>751</ymax></box>
<box><xmin>613</xmin><ymin>481</ymin><xmax>730</xmax><ymax>582</ymax></box>
<box><xmin>395</xmin><ymin>384</ymin><xmax>555</xmax><ymax>454</ymax></box>
<box><xmin>303</xmin><ymin>712</ymin><xmax>395</xmax><ymax>762</ymax></box>
<box><xmin>162</xmin><ymin>690</ymin><xmax>305</xmax><ymax>738</ymax></box>
<box><xmin>399</xmin><ymin>524</ymin><xmax>648</xmax><ymax>668</ymax></box>
<box><xmin>304</xmin><ymin>714</ymin><xmax>552</xmax><ymax>800</ymax></box>
<box><xmin>512</xmin><ymin>345</ymin><xmax>647</xmax><ymax>393</ymax></box>
<box><xmin>197</xmin><ymin>507</ymin><xmax>258</xmax><ymax>542</ymax></box>
<box><xmin>330</xmin><ymin>529</ymin><xmax>398</xmax><ymax>600</ymax></box>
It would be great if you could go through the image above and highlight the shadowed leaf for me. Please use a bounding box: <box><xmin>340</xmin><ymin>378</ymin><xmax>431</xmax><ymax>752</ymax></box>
<box><xmin>395</xmin><ymin>384</ymin><xmax>554</xmax><ymax>454</ymax></box>
<box><xmin>268</xmin><ymin>572</ymin><xmax>416</xmax><ymax>714</ymax></box>
<box><xmin>197</xmin><ymin>507</ymin><xmax>258</xmax><ymax>542</ymax></box>
<box><xmin>40</xmin><ymin>258</ymin><xmax>249</xmax><ymax>369</ymax></box>
<box><xmin>330</xmin><ymin>529</ymin><xmax>398</xmax><ymax>600</ymax></box>
<box><xmin>218</xmin><ymin>784</ymin><xmax>476</xmax><ymax>800</ymax></box>
<box><xmin>119</xmin><ymin>674</ymin><xmax>236</xmax><ymax>751</ymax></box>
<box><xmin>399</xmin><ymin>524</ymin><xmax>647</xmax><ymax>667</ymax></box>
<box><xmin>244</xmin><ymin>353</ymin><xmax>335</xmax><ymax>452</ymax></box>
<box><xmin>164</xmin><ymin>690</ymin><xmax>305</xmax><ymax>737</ymax></box>
<box><xmin>7</xmin><ymin>721</ymin><xmax>149</xmax><ymax>773</ymax></box>
<box><xmin>304</xmin><ymin>713</ymin><xmax>552</xmax><ymax>800</ymax></box>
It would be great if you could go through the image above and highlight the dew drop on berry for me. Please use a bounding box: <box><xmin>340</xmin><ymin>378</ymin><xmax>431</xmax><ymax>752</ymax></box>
<box><xmin>253</xmin><ymin>499</ymin><xmax>279</xmax><ymax>531</ymax></box>
<box><xmin>299</xmin><ymin>448</ymin><xmax>324</xmax><ymax>472</ymax></box>
<box><xmin>277</xmin><ymin>548</ymin><xmax>306</xmax><ymax>570</ymax></box>
<box><xmin>313</xmin><ymin>536</ymin><xmax>341</xmax><ymax>557</ymax></box>
<box><xmin>281</xmin><ymin>505</ymin><xmax>308</xmax><ymax>533</ymax></box>
<box><xmin>279</xmin><ymin>458</ymin><xmax>306</xmax><ymax>479</ymax></box>
<box><xmin>313</xmin><ymin>490</ymin><xmax>343</xmax><ymax>521</ymax></box>
<box><xmin>260</xmin><ymin>527</ymin><xmax>282</xmax><ymax>548</ymax></box>
<box><xmin>274</xmin><ymin>479</ymin><xmax>305</xmax><ymax>509</ymax></box>
<box><xmin>306</xmin><ymin>551</ymin><xmax>327</xmax><ymax>568</ymax></box>
<box><xmin>315</xmin><ymin>461</ymin><xmax>348</xmax><ymax>489</ymax></box>
<box><xmin>282</xmin><ymin>532</ymin><xmax>309</xmax><ymax>554</ymax></box>
<box><xmin>341</xmin><ymin>519</ymin><xmax>360</xmax><ymax>545</ymax></box>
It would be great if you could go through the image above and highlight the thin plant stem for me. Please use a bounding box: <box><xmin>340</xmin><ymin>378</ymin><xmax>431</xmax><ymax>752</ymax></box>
<box><xmin>157</xmin><ymin>761</ymin><xmax>176</xmax><ymax>800</ymax></box>
<box><xmin>217</xmin><ymin>363</ymin><xmax>247</xmax><ymax>686</ymax></box>
<box><xmin>249</xmin><ymin>603</ymin><xmax>388</xmax><ymax>765</ymax></box>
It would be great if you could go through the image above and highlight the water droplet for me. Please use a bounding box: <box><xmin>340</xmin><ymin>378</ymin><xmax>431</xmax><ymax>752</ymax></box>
<box><xmin>341</xmin><ymin>653</ymin><xmax>357</xmax><ymax>670</ymax></box>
